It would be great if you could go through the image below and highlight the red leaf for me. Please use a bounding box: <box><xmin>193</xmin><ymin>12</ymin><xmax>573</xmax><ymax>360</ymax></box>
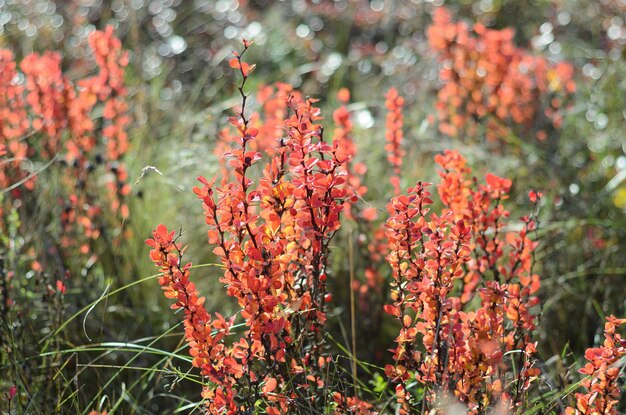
<box><xmin>228</xmin><ymin>58</ymin><xmax>240</xmax><ymax>69</ymax></box>
<box><xmin>262</xmin><ymin>377</ymin><xmax>277</xmax><ymax>393</ymax></box>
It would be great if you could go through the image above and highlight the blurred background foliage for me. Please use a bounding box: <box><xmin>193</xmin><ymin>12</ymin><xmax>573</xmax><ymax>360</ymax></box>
<box><xmin>0</xmin><ymin>0</ymin><xmax>625</xmax><ymax>413</ymax></box>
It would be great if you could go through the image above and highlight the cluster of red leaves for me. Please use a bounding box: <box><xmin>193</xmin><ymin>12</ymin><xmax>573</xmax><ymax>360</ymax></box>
<box><xmin>384</xmin><ymin>150</ymin><xmax>541</xmax><ymax>414</ymax></box>
<box><xmin>566</xmin><ymin>316</ymin><xmax>626</xmax><ymax>415</ymax></box>
<box><xmin>0</xmin><ymin>26</ymin><xmax>130</xmax><ymax>258</ymax></box>
<box><xmin>216</xmin><ymin>79</ymin><xmax>385</xmax><ymax>320</ymax></box>
<box><xmin>384</xmin><ymin>87</ymin><xmax>405</xmax><ymax>195</ymax></box>
<box><xmin>148</xmin><ymin>41</ymin><xmax>372</xmax><ymax>415</ymax></box>
<box><xmin>0</xmin><ymin>50</ymin><xmax>31</xmax><ymax>192</ymax></box>
<box><xmin>334</xmin><ymin>87</ymin><xmax>368</xmax><ymax>217</ymax></box>
<box><xmin>427</xmin><ymin>7</ymin><xmax>575</xmax><ymax>141</ymax></box>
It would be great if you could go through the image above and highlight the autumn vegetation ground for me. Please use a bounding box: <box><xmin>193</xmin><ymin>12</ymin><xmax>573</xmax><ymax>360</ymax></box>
<box><xmin>0</xmin><ymin>1</ymin><xmax>625</xmax><ymax>414</ymax></box>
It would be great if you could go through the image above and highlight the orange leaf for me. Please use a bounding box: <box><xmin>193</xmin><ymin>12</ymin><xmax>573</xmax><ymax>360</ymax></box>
<box><xmin>228</xmin><ymin>58</ymin><xmax>240</xmax><ymax>69</ymax></box>
<box><xmin>263</xmin><ymin>377</ymin><xmax>277</xmax><ymax>393</ymax></box>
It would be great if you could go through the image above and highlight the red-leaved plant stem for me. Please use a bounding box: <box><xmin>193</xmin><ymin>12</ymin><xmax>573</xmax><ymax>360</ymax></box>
<box><xmin>384</xmin><ymin>87</ymin><xmax>405</xmax><ymax>195</ymax></box>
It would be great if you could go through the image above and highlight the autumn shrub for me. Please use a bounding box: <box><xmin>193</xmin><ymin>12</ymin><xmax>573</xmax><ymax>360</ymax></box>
<box><xmin>148</xmin><ymin>41</ymin><xmax>372</xmax><ymax>415</ymax></box>
<box><xmin>0</xmin><ymin>26</ymin><xmax>130</xmax><ymax>409</ymax></box>
<box><xmin>427</xmin><ymin>7</ymin><xmax>575</xmax><ymax>142</ymax></box>
<box><xmin>0</xmin><ymin>25</ymin><xmax>129</xmax><ymax>271</ymax></box>
<box><xmin>384</xmin><ymin>151</ymin><xmax>541</xmax><ymax>413</ymax></box>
